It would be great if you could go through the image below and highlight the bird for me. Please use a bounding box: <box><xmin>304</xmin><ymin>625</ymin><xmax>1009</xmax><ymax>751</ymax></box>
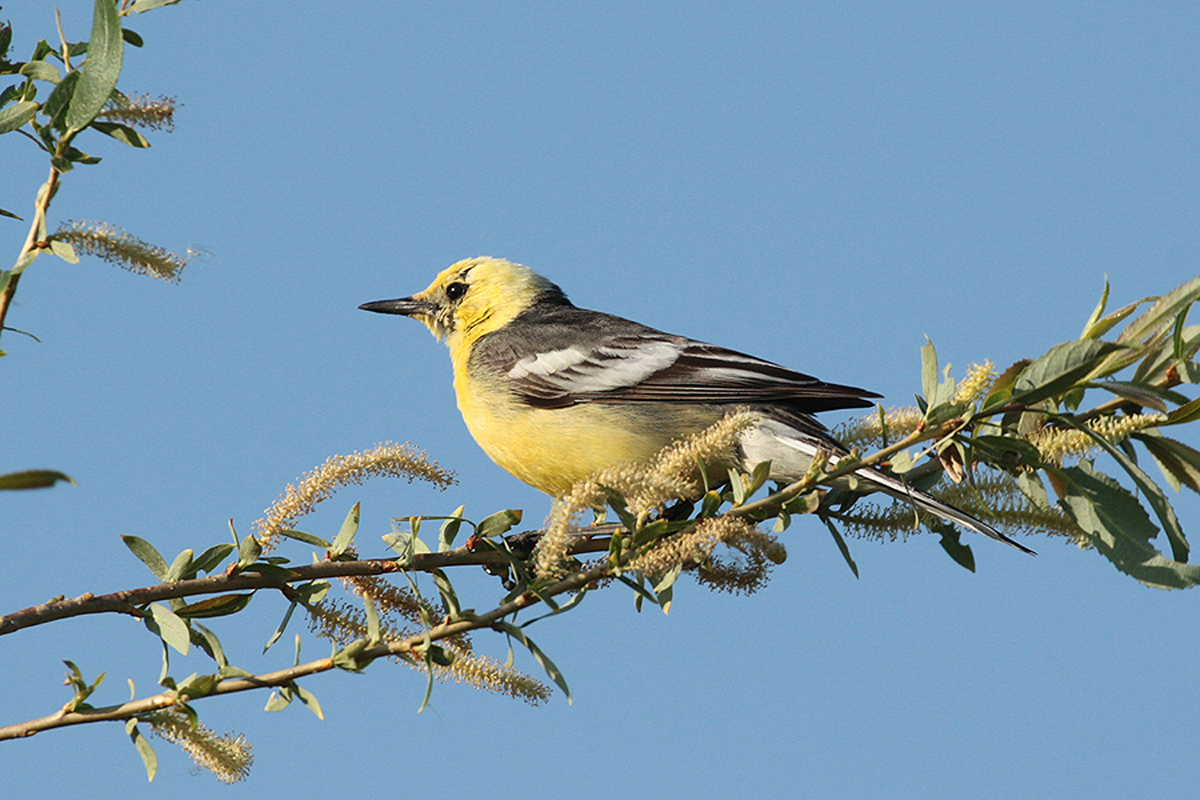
<box><xmin>360</xmin><ymin>257</ymin><xmax>1033</xmax><ymax>555</ymax></box>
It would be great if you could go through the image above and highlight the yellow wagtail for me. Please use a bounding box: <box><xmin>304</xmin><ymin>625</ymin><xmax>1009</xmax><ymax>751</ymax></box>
<box><xmin>361</xmin><ymin>257</ymin><xmax>1033</xmax><ymax>554</ymax></box>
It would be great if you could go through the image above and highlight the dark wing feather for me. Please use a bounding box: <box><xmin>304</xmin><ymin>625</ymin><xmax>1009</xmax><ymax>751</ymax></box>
<box><xmin>473</xmin><ymin>302</ymin><xmax>879</xmax><ymax>413</ymax></box>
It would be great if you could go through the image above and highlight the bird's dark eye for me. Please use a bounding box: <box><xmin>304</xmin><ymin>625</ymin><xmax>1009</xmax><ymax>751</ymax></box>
<box><xmin>445</xmin><ymin>282</ymin><xmax>468</xmax><ymax>301</ymax></box>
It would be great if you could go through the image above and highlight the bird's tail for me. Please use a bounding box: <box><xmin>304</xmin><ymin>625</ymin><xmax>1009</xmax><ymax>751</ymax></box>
<box><xmin>851</xmin><ymin>463</ymin><xmax>1037</xmax><ymax>556</ymax></box>
<box><xmin>739</xmin><ymin>414</ymin><xmax>1036</xmax><ymax>555</ymax></box>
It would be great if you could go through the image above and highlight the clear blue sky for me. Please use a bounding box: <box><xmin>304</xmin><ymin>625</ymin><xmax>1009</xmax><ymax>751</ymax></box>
<box><xmin>3</xmin><ymin>2</ymin><xmax>1198</xmax><ymax>797</ymax></box>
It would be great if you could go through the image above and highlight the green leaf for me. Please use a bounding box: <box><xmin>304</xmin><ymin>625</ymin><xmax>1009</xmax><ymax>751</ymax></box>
<box><xmin>935</xmin><ymin>525</ymin><xmax>976</xmax><ymax>572</ymax></box>
<box><xmin>970</xmin><ymin>435</ymin><xmax>1044</xmax><ymax>472</ymax></box>
<box><xmin>493</xmin><ymin>621</ymin><xmax>572</xmax><ymax>703</ymax></box>
<box><xmin>175</xmin><ymin>673</ymin><xmax>218</xmax><ymax>700</ymax></box>
<box><xmin>438</xmin><ymin>506</ymin><xmax>465</xmax><ymax>552</ymax></box>
<box><xmin>122</xmin><ymin>535</ymin><xmax>169</xmax><ymax>580</ymax></box>
<box><xmin>48</xmin><ymin>239</ymin><xmax>79</xmax><ymax>264</ymax></box>
<box><xmin>264</xmin><ymin>688</ymin><xmax>292</xmax><ymax>712</ymax></box>
<box><xmin>165</xmin><ymin>548</ymin><xmax>193</xmax><ymax>582</ymax></box>
<box><xmin>144</xmin><ymin>603</ymin><xmax>190</xmax><ymax>655</ymax></box>
<box><xmin>1116</xmin><ymin>274</ymin><xmax>1200</xmax><ymax>347</ymax></box>
<box><xmin>1010</xmin><ymin>339</ymin><xmax>1121</xmax><ymax>406</ymax></box>
<box><xmin>237</xmin><ymin>533</ymin><xmax>262</xmax><ymax>568</ymax></box>
<box><xmin>1163</xmin><ymin>397</ymin><xmax>1200</xmax><ymax>427</ymax></box>
<box><xmin>0</xmin><ymin>100</ymin><xmax>37</xmax><ymax>134</ymax></box>
<box><xmin>175</xmin><ymin>593</ymin><xmax>253</xmax><ymax>619</ymax></box>
<box><xmin>263</xmin><ymin>601</ymin><xmax>297</xmax><ymax>653</ymax></box>
<box><xmin>1053</xmin><ymin>414</ymin><xmax>1189</xmax><ymax>563</ymax></box>
<box><xmin>126</xmin><ymin>720</ymin><xmax>158</xmax><ymax>782</ymax></box>
<box><xmin>191</xmin><ymin>542</ymin><xmax>235</xmax><ymax>575</ymax></box>
<box><xmin>363</xmin><ymin>594</ymin><xmax>381</xmax><ymax>644</ymax></box>
<box><xmin>90</xmin><ymin>120</ymin><xmax>150</xmax><ymax>147</ymax></box>
<box><xmin>330</xmin><ymin>502</ymin><xmax>360</xmax><ymax>556</ymax></box>
<box><xmin>12</xmin><ymin>248</ymin><xmax>38</xmax><ymax>275</ymax></box>
<box><xmin>66</xmin><ymin>0</ymin><xmax>124</xmax><ymax>134</ymax></box>
<box><xmin>920</xmin><ymin>339</ymin><xmax>938</xmax><ymax>403</ymax></box>
<box><xmin>823</xmin><ymin>518</ymin><xmax>859</xmax><ymax>578</ymax></box>
<box><xmin>18</xmin><ymin>60</ymin><xmax>61</xmax><ymax>82</ymax></box>
<box><xmin>0</xmin><ymin>469</ymin><xmax>75</xmax><ymax>490</ymax></box>
<box><xmin>430</xmin><ymin>568</ymin><xmax>462</xmax><ymax>618</ymax></box>
<box><xmin>190</xmin><ymin>622</ymin><xmax>228</xmax><ymax>668</ymax></box>
<box><xmin>275</xmin><ymin>528</ymin><xmax>333</xmax><ymax>549</ymax></box>
<box><xmin>1136</xmin><ymin>433</ymin><xmax>1200</xmax><ymax>495</ymax></box>
<box><xmin>0</xmin><ymin>208</ymin><xmax>22</xmax><ymax>221</ymax></box>
<box><xmin>476</xmin><ymin>508</ymin><xmax>522</xmax><ymax>540</ymax></box>
<box><xmin>1087</xmin><ymin>380</ymin><xmax>1188</xmax><ymax>414</ymax></box>
<box><xmin>1079</xmin><ymin>276</ymin><xmax>1110</xmax><ymax>339</ymax></box>
<box><xmin>294</xmin><ymin>684</ymin><xmax>325</xmax><ymax>720</ymax></box>
<box><xmin>1054</xmin><ymin>462</ymin><xmax>1200</xmax><ymax>589</ymax></box>
<box><xmin>129</xmin><ymin>0</ymin><xmax>186</xmax><ymax>12</ymax></box>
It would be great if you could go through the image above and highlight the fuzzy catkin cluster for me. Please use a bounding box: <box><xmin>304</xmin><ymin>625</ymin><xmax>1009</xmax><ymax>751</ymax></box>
<box><xmin>1027</xmin><ymin>413</ymin><xmax>1165</xmax><ymax>465</ymax></box>
<box><xmin>53</xmin><ymin>220</ymin><xmax>189</xmax><ymax>282</ymax></box>
<box><xmin>532</xmin><ymin>411</ymin><xmax>759</xmax><ymax>581</ymax></box>
<box><xmin>145</xmin><ymin>710</ymin><xmax>253</xmax><ymax>784</ymax></box>
<box><xmin>255</xmin><ymin>442</ymin><xmax>455</xmax><ymax>551</ymax></box>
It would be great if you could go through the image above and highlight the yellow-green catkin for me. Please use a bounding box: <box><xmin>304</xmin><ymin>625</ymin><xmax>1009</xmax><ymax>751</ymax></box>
<box><xmin>953</xmin><ymin>360</ymin><xmax>995</xmax><ymax>404</ymax></box>
<box><xmin>1028</xmin><ymin>413</ymin><xmax>1165</xmax><ymax>465</ymax></box>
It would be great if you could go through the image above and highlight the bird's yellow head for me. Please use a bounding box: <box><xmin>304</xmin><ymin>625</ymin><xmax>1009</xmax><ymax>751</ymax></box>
<box><xmin>360</xmin><ymin>257</ymin><xmax>566</xmax><ymax>345</ymax></box>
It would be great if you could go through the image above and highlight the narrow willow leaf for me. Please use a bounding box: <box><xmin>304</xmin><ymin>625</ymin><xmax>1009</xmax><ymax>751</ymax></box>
<box><xmin>1133</xmin><ymin>324</ymin><xmax>1200</xmax><ymax>383</ymax></box>
<box><xmin>122</xmin><ymin>535</ymin><xmax>169</xmax><ymax>580</ymax></box>
<box><xmin>1055</xmin><ymin>463</ymin><xmax>1200</xmax><ymax>589</ymax></box>
<box><xmin>263</xmin><ymin>600</ymin><xmax>297</xmax><ymax>653</ymax></box>
<box><xmin>920</xmin><ymin>339</ymin><xmax>938</xmax><ymax>403</ymax></box>
<box><xmin>190</xmin><ymin>622</ymin><xmax>228</xmax><ymax>668</ymax></box>
<box><xmin>1087</xmin><ymin>380</ymin><xmax>1188</xmax><ymax>413</ymax></box>
<box><xmin>363</xmin><ymin>594</ymin><xmax>381</xmax><ymax>645</ymax></box>
<box><xmin>330</xmin><ymin>503</ymin><xmax>359</xmax><ymax>556</ymax></box>
<box><xmin>294</xmin><ymin>685</ymin><xmax>325</xmax><ymax>720</ymax></box>
<box><xmin>1136</xmin><ymin>434</ymin><xmax>1200</xmax><ymax>495</ymax></box>
<box><xmin>0</xmin><ymin>469</ymin><xmax>75</xmax><ymax>490</ymax></box>
<box><xmin>430</xmin><ymin>568</ymin><xmax>462</xmax><ymax>618</ymax></box>
<box><xmin>823</xmin><ymin>518</ymin><xmax>859</xmax><ymax>579</ymax></box>
<box><xmin>175</xmin><ymin>593</ymin><xmax>252</xmax><ymax>619</ymax></box>
<box><xmin>126</xmin><ymin>720</ymin><xmax>158</xmax><ymax>782</ymax></box>
<box><xmin>145</xmin><ymin>603</ymin><xmax>190</xmax><ymax>655</ymax></box>
<box><xmin>66</xmin><ymin>0</ymin><xmax>124</xmax><ymax>134</ymax></box>
<box><xmin>652</xmin><ymin>563</ymin><xmax>684</xmax><ymax>615</ymax></box>
<box><xmin>275</xmin><ymin>528</ymin><xmax>333</xmax><ymax>549</ymax></box>
<box><xmin>493</xmin><ymin>621</ymin><xmax>572</xmax><ymax>703</ymax></box>
<box><xmin>1079</xmin><ymin>277</ymin><xmax>1110</xmax><ymax>339</ymax></box>
<box><xmin>1116</xmin><ymin>274</ymin><xmax>1200</xmax><ymax>347</ymax></box>
<box><xmin>438</xmin><ymin>506</ymin><xmax>465</xmax><ymax>552</ymax></box>
<box><xmin>0</xmin><ymin>100</ymin><xmax>37</xmax><ymax>134</ymax></box>
<box><xmin>90</xmin><ymin>120</ymin><xmax>150</xmax><ymax>147</ymax></box>
<box><xmin>1163</xmin><ymin>397</ymin><xmax>1200</xmax><ymax>427</ymax></box>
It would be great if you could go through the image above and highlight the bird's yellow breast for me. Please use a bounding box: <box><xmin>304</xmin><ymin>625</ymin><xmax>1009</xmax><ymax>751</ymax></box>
<box><xmin>452</xmin><ymin>359</ymin><xmax>719</xmax><ymax>496</ymax></box>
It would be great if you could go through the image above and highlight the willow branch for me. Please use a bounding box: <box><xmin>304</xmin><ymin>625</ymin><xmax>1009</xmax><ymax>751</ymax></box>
<box><xmin>0</xmin><ymin>535</ymin><xmax>615</xmax><ymax>637</ymax></box>
<box><xmin>0</xmin><ymin>541</ymin><xmax>619</xmax><ymax>741</ymax></box>
<box><xmin>0</xmin><ymin>163</ymin><xmax>62</xmax><ymax>337</ymax></box>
